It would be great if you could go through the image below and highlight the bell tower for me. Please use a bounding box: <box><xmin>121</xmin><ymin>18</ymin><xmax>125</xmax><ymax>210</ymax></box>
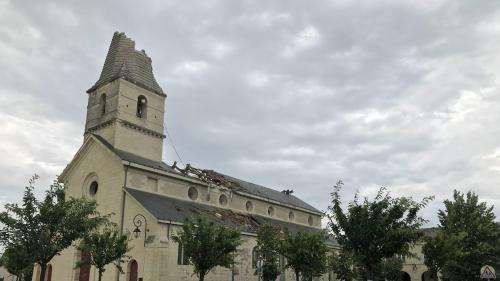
<box><xmin>84</xmin><ymin>32</ymin><xmax>166</xmax><ymax>161</ymax></box>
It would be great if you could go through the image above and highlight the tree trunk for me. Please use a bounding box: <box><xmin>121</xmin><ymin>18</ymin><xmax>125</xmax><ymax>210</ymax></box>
<box><xmin>39</xmin><ymin>263</ymin><xmax>47</xmax><ymax>281</ymax></box>
<box><xmin>98</xmin><ymin>270</ymin><xmax>103</xmax><ymax>281</ymax></box>
<box><xmin>199</xmin><ymin>272</ymin><xmax>205</xmax><ymax>281</ymax></box>
<box><xmin>366</xmin><ymin>265</ymin><xmax>374</xmax><ymax>281</ymax></box>
<box><xmin>295</xmin><ymin>270</ymin><xmax>300</xmax><ymax>281</ymax></box>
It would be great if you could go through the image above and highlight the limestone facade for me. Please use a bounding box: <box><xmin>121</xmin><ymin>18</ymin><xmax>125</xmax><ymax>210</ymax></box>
<box><xmin>32</xmin><ymin>32</ymin><xmax>436</xmax><ymax>281</ymax></box>
<box><xmin>36</xmin><ymin>32</ymin><xmax>330</xmax><ymax>281</ymax></box>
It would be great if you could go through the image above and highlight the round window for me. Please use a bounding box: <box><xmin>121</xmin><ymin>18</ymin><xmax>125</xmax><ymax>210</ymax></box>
<box><xmin>268</xmin><ymin>206</ymin><xmax>275</xmax><ymax>217</ymax></box>
<box><xmin>89</xmin><ymin>181</ymin><xmax>98</xmax><ymax>197</ymax></box>
<box><xmin>219</xmin><ymin>194</ymin><xmax>228</xmax><ymax>206</ymax></box>
<box><xmin>289</xmin><ymin>211</ymin><xmax>295</xmax><ymax>221</ymax></box>
<box><xmin>308</xmin><ymin>215</ymin><xmax>314</xmax><ymax>226</ymax></box>
<box><xmin>246</xmin><ymin>201</ymin><xmax>253</xmax><ymax>212</ymax></box>
<box><xmin>188</xmin><ymin>186</ymin><xmax>198</xmax><ymax>200</ymax></box>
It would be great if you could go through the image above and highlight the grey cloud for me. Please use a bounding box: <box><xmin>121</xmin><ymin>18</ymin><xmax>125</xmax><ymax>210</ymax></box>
<box><xmin>1</xmin><ymin>0</ymin><xmax>500</xmax><ymax>224</ymax></box>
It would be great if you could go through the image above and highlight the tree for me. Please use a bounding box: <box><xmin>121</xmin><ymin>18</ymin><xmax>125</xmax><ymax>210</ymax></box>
<box><xmin>423</xmin><ymin>190</ymin><xmax>500</xmax><ymax>280</ymax></box>
<box><xmin>1</xmin><ymin>244</ymin><xmax>33</xmax><ymax>281</ymax></box>
<box><xmin>327</xmin><ymin>180</ymin><xmax>432</xmax><ymax>280</ymax></box>
<box><xmin>282</xmin><ymin>230</ymin><xmax>328</xmax><ymax>281</ymax></box>
<box><xmin>0</xmin><ymin>175</ymin><xmax>107</xmax><ymax>281</ymax></box>
<box><xmin>255</xmin><ymin>224</ymin><xmax>282</xmax><ymax>281</ymax></box>
<box><xmin>172</xmin><ymin>216</ymin><xmax>242</xmax><ymax>281</ymax></box>
<box><xmin>329</xmin><ymin>248</ymin><xmax>359</xmax><ymax>281</ymax></box>
<box><xmin>374</xmin><ymin>257</ymin><xmax>404</xmax><ymax>281</ymax></box>
<box><xmin>76</xmin><ymin>226</ymin><xmax>130</xmax><ymax>281</ymax></box>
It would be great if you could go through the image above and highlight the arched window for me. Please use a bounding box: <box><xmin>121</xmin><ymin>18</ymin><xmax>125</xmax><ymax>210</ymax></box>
<box><xmin>100</xmin><ymin>93</ymin><xmax>107</xmax><ymax>116</ymax></box>
<box><xmin>188</xmin><ymin>186</ymin><xmax>198</xmax><ymax>200</ymax></box>
<box><xmin>78</xmin><ymin>249</ymin><xmax>90</xmax><ymax>281</ymax></box>
<box><xmin>288</xmin><ymin>211</ymin><xmax>295</xmax><ymax>221</ymax></box>
<box><xmin>251</xmin><ymin>247</ymin><xmax>260</xmax><ymax>268</ymax></box>
<box><xmin>308</xmin><ymin>215</ymin><xmax>314</xmax><ymax>226</ymax></box>
<box><xmin>128</xmin><ymin>260</ymin><xmax>138</xmax><ymax>281</ymax></box>
<box><xmin>45</xmin><ymin>264</ymin><xmax>52</xmax><ymax>281</ymax></box>
<box><xmin>246</xmin><ymin>201</ymin><xmax>253</xmax><ymax>212</ymax></box>
<box><xmin>89</xmin><ymin>181</ymin><xmax>98</xmax><ymax>197</ymax></box>
<box><xmin>136</xmin><ymin>95</ymin><xmax>147</xmax><ymax>118</ymax></box>
<box><xmin>177</xmin><ymin>243</ymin><xmax>189</xmax><ymax>265</ymax></box>
<box><xmin>268</xmin><ymin>206</ymin><xmax>275</xmax><ymax>217</ymax></box>
<box><xmin>219</xmin><ymin>194</ymin><xmax>228</xmax><ymax>206</ymax></box>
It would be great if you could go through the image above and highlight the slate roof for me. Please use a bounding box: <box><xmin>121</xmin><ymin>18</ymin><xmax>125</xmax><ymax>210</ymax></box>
<box><xmin>92</xmin><ymin>134</ymin><xmax>321</xmax><ymax>213</ymax></box>
<box><xmin>87</xmin><ymin>32</ymin><xmax>164</xmax><ymax>95</ymax></box>
<box><xmin>126</xmin><ymin>187</ymin><xmax>321</xmax><ymax>235</ymax></box>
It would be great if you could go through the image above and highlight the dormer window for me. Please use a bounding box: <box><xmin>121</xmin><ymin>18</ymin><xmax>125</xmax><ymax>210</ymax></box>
<box><xmin>136</xmin><ymin>95</ymin><xmax>147</xmax><ymax>118</ymax></box>
<box><xmin>100</xmin><ymin>93</ymin><xmax>107</xmax><ymax>116</ymax></box>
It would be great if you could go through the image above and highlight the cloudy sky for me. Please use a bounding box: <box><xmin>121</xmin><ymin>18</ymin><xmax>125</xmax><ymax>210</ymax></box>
<box><xmin>1</xmin><ymin>0</ymin><xmax>500</xmax><ymax>225</ymax></box>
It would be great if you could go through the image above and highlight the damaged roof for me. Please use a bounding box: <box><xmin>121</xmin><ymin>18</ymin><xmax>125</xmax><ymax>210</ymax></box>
<box><xmin>93</xmin><ymin>134</ymin><xmax>321</xmax><ymax>214</ymax></box>
<box><xmin>126</xmin><ymin>187</ymin><xmax>321</xmax><ymax>235</ymax></box>
<box><xmin>87</xmin><ymin>32</ymin><xmax>164</xmax><ymax>95</ymax></box>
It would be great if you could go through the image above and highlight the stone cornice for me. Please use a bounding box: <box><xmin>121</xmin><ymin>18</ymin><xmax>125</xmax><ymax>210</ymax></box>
<box><xmin>119</xmin><ymin>119</ymin><xmax>166</xmax><ymax>139</ymax></box>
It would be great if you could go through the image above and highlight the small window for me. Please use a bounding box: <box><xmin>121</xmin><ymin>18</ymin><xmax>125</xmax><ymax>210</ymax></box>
<box><xmin>89</xmin><ymin>181</ymin><xmax>98</xmax><ymax>197</ymax></box>
<box><xmin>219</xmin><ymin>194</ymin><xmax>228</xmax><ymax>206</ymax></box>
<box><xmin>100</xmin><ymin>93</ymin><xmax>107</xmax><ymax>116</ymax></box>
<box><xmin>245</xmin><ymin>201</ymin><xmax>253</xmax><ymax>212</ymax></box>
<box><xmin>268</xmin><ymin>206</ymin><xmax>275</xmax><ymax>217</ymax></box>
<box><xmin>177</xmin><ymin>243</ymin><xmax>189</xmax><ymax>265</ymax></box>
<box><xmin>188</xmin><ymin>186</ymin><xmax>198</xmax><ymax>201</ymax></box>
<box><xmin>308</xmin><ymin>215</ymin><xmax>314</xmax><ymax>226</ymax></box>
<box><xmin>288</xmin><ymin>211</ymin><xmax>295</xmax><ymax>221</ymax></box>
<box><xmin>136</xmin><ymin>95</ymin><xmax>147</xmax><ymax>118</ymax></box>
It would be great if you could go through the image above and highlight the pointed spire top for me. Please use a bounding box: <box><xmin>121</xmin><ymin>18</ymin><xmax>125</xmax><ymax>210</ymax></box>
<box><xmin>87</xmin><ymin>32</ymin><xmax>164</xmax><ymax>96</ymax></box>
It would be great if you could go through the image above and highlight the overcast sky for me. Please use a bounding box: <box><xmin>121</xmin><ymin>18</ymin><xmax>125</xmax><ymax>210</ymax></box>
<box><xmin>1</xmin><ymin>0</ymin><xmax>500</xmax><ymax>225</ymax></box>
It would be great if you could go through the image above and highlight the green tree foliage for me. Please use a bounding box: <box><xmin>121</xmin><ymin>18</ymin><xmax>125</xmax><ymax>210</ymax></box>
<box><xmin>255</xmin><ymin>224</ymin><xmax>282</xmax><ymax>281</ymax></box>
<box><xmin>282</xmin><ymin>230</ymin><xmax>328</xmax><ymax>281</ymax></box>
<box><xmin>423</xmin><ymin>190</ymin><xmax>500</xmax><ymax>280</ymax></box>
<box><xmin>1</xmin><ymin>244</ymin><xmax>33</xmax><ymax>281</ymax></box>
<box><xmin>0</xmin><ymin>175</ymin><xmax>107</xmax><ymax>281</ymax></box>
<box><xmin>76</xmin><ymin>226</ymin><xmax>130</xmax><ymax>281</ymax></box>
<box><xmin>172</xmin><ymin>216</ymin><xmax>242</xmax><ymax>281</ymax></box>
<box><xmin>329</xmin><ymin>248</ymin><xmax>359</xmax><ymax>281</ymax></box>
<box><xmin>374</xmin><ymin>257</ymin><xmax>404</xmax><ymax>281</ymax></box>
<box><xmin>327</xmin><ymin>180</ymin><xmax>432</xmax><ymax>280</ymax></box>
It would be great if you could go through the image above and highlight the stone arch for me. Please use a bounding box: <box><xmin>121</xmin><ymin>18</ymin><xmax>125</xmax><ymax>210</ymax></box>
<box><xmin>421</xmin><ymin>271</ymin><xmax>438</xmax><ymax>281</ymax></box>
<box><xmin>76</xmin><ymin>247</ymin><xmax>90</xmax><ymax>281</ymax></box>
<box><xmin>82</xmin><ymin>172</ymin><xmax>99</xmax><ymax>197</ymax></box>
<box><xmin>45</xmin><ymin>264</ymin><xmax>53</xmax><ymax>281</ymax></box>
<box><xmin>127</xmin><ymin>260</ymin><xmax>138</xmax><ymax>281</ymax></box>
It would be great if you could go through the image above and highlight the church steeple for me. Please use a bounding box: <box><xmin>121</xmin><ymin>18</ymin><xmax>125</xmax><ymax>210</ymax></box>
<box><xmin>84</xmin><ymin>32</ymin><xmax>166</xmax><ymax>162</ymax></box>
<box><xmin>87</xmin><ymin>32</ymin><xmax>164</xmax><ymax>96</ymax></box>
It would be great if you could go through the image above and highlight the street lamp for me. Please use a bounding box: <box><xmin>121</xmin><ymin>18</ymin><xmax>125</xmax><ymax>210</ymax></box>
<box><xmin>132</xmin><ymin>214</ymin><xmax>149</xmax><ymax>247</ymax></box>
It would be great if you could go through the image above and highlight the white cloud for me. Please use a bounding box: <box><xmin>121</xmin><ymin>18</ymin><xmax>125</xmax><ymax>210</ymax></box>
<box><xmin>283</xmin><ymin>25</ymin><xmax>321</xmax><ymax>58</ymax></box>
<box><xmin>246</xmin><ymin>71</ymin><xmax>269</xmax><ymax>87</ymax></box>
<box><xmin>210</xmin><ymin>42</ymin><xmax>235</xmax><ymax>59</ymax></box>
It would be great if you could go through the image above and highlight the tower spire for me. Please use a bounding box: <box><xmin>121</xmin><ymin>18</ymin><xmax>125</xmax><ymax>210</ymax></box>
<box><xmin>87</xmin><ymin>32</ymin><xmax>164</xmax><ymax>96</ymax></box>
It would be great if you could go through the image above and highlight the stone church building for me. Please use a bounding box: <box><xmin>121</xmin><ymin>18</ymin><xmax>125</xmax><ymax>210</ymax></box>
<box><xmin>31</xmin><ymin>32</ymin><xmax>438</xmax><ymax>281</ymax></box>
<box><xmin>31</xmin><ymin>32</ymin><xmax>331</xmax><ymax>281</ymax></box>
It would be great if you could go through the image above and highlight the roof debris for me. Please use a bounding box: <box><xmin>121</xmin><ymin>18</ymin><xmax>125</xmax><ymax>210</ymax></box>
<box><xmin>172</xmin><ymin>161</ymin><xmax>238</xmax><ymax>189</ymax></box>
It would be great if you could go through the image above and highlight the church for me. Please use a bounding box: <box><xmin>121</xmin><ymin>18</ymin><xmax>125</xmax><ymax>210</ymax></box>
<box><xmin>30</xmin><ymin>32</ymin><xmax>440</xmax><ymax>281</ymax></box>
<box><xmin>33</xmin><ymin>32</ymin><xmax>330</xmax><ymax>281</ymax></box>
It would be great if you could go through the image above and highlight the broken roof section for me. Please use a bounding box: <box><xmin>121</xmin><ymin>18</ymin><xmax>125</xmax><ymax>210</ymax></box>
<box><xmin>126</xmin><ymin>187</ymin><xmax>321</xmax><ymax>235</ymax></box>
<box><xmin>92</xmin><ymin>134</ymin><xmax>321</xmax><ymax>214</ymax></box>
<box><xmin>87</xmin><ymin>32</ymin><xmax>164</xmax><ymax>96</ymax></box>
